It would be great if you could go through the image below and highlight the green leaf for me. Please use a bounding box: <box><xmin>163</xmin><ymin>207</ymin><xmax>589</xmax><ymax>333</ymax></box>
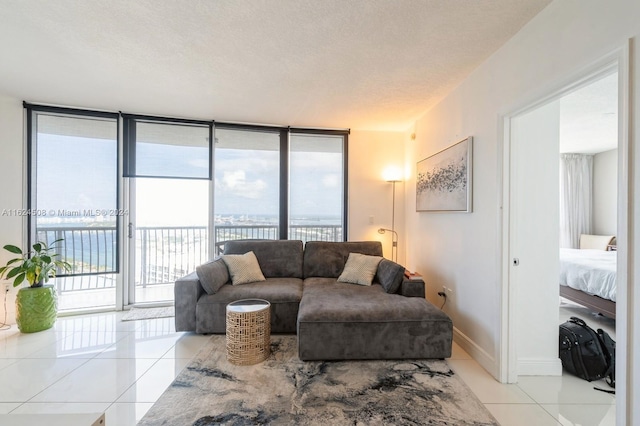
<box><xmin>0</xmin><ymin>266</ymin><xmax>6</xmax><ymax>276</ymax></box>
<box><xmin>13</xmin><ymin>273</ymin><xmax>25</xmax><ymax>287</ymax></box>
<box><xmin>6</xmin><ymin>268</ymin><xmax>21</xmax><ymax>279</ymax></box>
<box><xmin>32</xmin><ymin>243</ymin><xmax>42</xmax><ymax>252</ymax></box>
<box><xmin>3</xmin><ymin>245</ymin><xmax>22</xmax><ymax>254</ymax></box>
<box><xmin>6</xmin><ymin>258</ymin><xmax>22</xmax><ymax>265</ymax></box>
<box><xmin>41</xmin><ymin>255</ymin><xmax>51</xmax><ymax>263</ymax></box>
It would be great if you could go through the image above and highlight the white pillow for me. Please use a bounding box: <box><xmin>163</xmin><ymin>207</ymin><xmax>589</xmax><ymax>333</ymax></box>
<box><xmin>221</xmin><ymin>251</ymin><xmax>266</xmax><ymax>285</ymax></box>
<box><xmin>337</xmin><ymin>252</ymin><xmax>383</xmax><ymax>286</ymax></box>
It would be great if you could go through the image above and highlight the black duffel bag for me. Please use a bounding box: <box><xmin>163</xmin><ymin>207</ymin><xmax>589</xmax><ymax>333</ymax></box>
<box><xmin>559</xmin><ymin>316</ymin><xmax>615</xmax><ymax>389</ymax></box>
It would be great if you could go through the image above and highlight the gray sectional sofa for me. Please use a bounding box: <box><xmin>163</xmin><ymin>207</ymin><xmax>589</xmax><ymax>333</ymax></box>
<box><xmin>174</xmin><ymin>239</ymin><xmax>452</xmax><ymax>360</ymax></box>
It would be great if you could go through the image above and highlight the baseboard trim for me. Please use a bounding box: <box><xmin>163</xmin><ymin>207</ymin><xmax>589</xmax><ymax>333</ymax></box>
<box><xmin>517</xmin><ymin>357</ymin><xmax>563</xmax><ymax>376</ymax></box>
<box><xmin>453</xmin><ymin>326</ymin><xmax>497</xmax><ymax>378</ymax></box>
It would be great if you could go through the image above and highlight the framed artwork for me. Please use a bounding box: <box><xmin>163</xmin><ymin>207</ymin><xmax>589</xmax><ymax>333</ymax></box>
<box><xmin>416</xmin><ymin>137</ymin><xmax>473</xmax><ymax>212</ymax></box>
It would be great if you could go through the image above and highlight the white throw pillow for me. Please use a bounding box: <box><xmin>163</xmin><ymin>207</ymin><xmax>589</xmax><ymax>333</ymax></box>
<box><xmin>221</xmin><ymin>251</ymin><xmax>266</xmax><ymax>285</ymax></box>
<box><xmin>337</xmin><ymin>252</ymin><xmax>383</xmax><ymax>286</ymax></box>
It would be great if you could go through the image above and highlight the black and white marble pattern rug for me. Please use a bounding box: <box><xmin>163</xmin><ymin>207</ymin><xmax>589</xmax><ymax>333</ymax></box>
<box><xmin>139</xmin><ymin>335</ymin><xmax>497</xmax><ymax>425</ymax></box>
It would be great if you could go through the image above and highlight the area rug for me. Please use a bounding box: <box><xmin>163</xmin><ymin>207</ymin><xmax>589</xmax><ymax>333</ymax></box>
<box><xmin>138</xmin><ymin>335</ymin><xmax>497</xmax><ymax>425</ymax></box>
<box><xmin>121</xmin><ymin>306</ymin><xmax>175</xmax><ymax>321</ymax></box>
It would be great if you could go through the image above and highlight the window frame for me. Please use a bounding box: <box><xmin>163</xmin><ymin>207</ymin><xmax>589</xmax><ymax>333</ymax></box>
<box><xmin>24</xmin><ymin>102</ymin><xmax>121</xmax><ymax>277</ymax></box>
<box><xmin>25</xmin><ymin>103</ymin><xmax>350</xmax><ymax>274</ymax></box>
<box><xmin>214</xmin><ymin>123</ymin><xmax>349</xmax><ymax>241</ymax></box>
<box><xmin>289</xmin><ymin>127</ymin><xmax>349</xmax><ymax>241</ymax></box>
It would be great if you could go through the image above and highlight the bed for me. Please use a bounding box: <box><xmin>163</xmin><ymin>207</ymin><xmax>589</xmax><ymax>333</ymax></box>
<box><xmin>559</xmin><ymin>247</ymin><xmax>617</xmax><ymax>319</ymax></box>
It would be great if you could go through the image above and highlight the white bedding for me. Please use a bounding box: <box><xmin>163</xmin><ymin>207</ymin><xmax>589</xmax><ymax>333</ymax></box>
<box><xmin>559</xmin><ymin>248</ymin><xmax>617</xmax><ymax>302</ymax></box>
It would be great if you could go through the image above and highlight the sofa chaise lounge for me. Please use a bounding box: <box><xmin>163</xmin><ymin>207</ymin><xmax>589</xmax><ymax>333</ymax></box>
<box><xmin>174</xmin><ymin>239</ymin><xmax>452</xmax><ymax>360</ymax></box>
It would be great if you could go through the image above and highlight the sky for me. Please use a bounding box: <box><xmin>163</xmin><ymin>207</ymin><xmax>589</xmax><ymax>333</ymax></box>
<box><xmin>35</xmin><ymin>132</ymin><xmax>343</xmax><ymax>227</ymax></box>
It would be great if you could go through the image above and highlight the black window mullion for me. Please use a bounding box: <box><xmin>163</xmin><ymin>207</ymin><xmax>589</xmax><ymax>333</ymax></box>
<box><xmin>122</xmin><ymin>118</ymin><xmax>136</xmax><ymax>177</ymax></box>
<box><xmin>26</xmin><ymin>107</ymin><xmax>35</xmax><ymax>248</ymax></box>
<box><xmin>279</xmin><ymin>129</ymin><xmax>289</xmax><ymax>240</ymax></box>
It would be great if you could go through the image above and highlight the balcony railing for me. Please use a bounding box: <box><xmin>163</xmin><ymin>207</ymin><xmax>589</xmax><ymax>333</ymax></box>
<box><xmin>36</xmin><ymin>224</ymin><xmax>342</xmax><ymax>293</ymax></box>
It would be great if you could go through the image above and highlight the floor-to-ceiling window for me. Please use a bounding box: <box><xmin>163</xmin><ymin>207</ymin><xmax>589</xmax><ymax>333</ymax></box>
<box><xmin>27</xmin><ymin>104</ymin><xmax>348</xmax><ymax>311</ymax></box>
<box><xmin>213</xmin><ymin>126</ymin><xmax>283</xmax><ymax>253</ymax></box>
<box><xmin>213</xmin><ymin>125</ymin><xmax>348</xmax><ymax>252</ymax></box>
<box><xmin>26</xmin><ymin>105</ymin><xmax>120</xmax><ymax>311</ymax></box>
<box><xmin>289</xmin><ymin>131</ymin><xmax>346</xmax><ymax>242</ymax></box>
<box><xmin>123</xmin><ymin>115</ymin><xmax>212</xmax><ymax>305</ymax></box>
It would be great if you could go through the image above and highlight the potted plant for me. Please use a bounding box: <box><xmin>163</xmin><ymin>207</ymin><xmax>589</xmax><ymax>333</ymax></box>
<box><xmin>0</xmin><ymin>239</ymin><xmax>71</xmax><ymax>333</ymax></box>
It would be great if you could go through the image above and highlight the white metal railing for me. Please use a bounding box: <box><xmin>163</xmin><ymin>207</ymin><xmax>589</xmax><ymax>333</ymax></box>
<box><xmin>36</xmin><ymin>224</ymin><xmax>343</xmax><ymax>292</ymax></box>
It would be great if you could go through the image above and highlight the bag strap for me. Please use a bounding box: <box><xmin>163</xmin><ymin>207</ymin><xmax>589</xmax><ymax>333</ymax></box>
<box><xmin>569</xmin><ymin>316</ymin><xmax>587</xmax><ymax>327</ymax></box>
<box><xmin>594</xmin><ymin>386</ymin><xmax>615</xmax><ymax>395</ymax></box>
<box><xmin>597</xmin><ymin>328</ymin><xmax>616</xmax><ymax>388</ymax></box>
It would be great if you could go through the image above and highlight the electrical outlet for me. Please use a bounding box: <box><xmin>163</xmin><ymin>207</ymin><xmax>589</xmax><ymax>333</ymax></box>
<box><xmin>438</xmin><ymin>286</ymin><xmax>447</xmax><ymax>298</ymax></box>
<box><xmin>369</xmin><ymin>215</ymin><xmax>374</xmax><ymax>224</ymax></box>
<box><xmin>446</xmin><ymin>287</ymin><xmax>453</xmax><ymax>297</ymax></box>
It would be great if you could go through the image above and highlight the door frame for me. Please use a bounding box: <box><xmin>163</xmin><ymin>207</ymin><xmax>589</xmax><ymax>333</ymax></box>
<box><xmin>498</xmin><ymin>42</ymin><xmax>630</xmax><ymax>418</ymax></box>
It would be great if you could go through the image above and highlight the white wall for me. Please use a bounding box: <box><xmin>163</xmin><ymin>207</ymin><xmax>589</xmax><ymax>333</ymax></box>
<box><xmin>348</xmin><ymin>130</ymin><xmax>406</xmax><ymax>265</ymax></box>
<box><xmin>0</xmin><ymin>95</ymin><xmax>25</xmax><ymax>324</ymax></box>
<box><xmin>404</xmin><ymin>0</ymin><xmax>640</xmax><ymax>388</ymax></box>
<box><xmin>593</xmin><ymin>148</ymin><xmax>618</xmax><ymax>236</ymax></box>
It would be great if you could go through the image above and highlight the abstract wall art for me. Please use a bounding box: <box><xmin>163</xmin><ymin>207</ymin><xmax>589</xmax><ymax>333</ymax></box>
<box><xmin>416</xmin><ymin>137</ymin><xmax>473</xmax><ymax>212</ymax></box>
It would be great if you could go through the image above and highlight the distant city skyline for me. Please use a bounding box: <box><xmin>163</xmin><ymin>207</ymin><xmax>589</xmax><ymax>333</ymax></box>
<box><xmin>36</xmin><ymin>134</ymin><xmax>343</xmax><ymax>227</ymax></box>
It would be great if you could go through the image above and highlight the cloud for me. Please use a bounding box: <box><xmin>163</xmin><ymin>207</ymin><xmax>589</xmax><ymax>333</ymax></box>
<box><xmin>222</xmin><ymin>170</ymin><xmax>245</xmax><ymax>189</ymax></box>
<box><xmin>217</xmin><ymin>170</ymin><xmax>268</xmax><ymax>199</ymax></box>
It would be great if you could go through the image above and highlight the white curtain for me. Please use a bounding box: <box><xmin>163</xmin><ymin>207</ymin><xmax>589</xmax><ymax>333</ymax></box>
<box><xmin>559</xmin><ymin>154</ymin><xmax>593</xmax><ymax>248</ymax></box>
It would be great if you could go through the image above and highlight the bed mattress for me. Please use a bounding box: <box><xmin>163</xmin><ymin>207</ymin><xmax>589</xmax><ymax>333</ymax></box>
<box><xmin>559</xmin><ymin>248</ymin><xmax>617</xmax><ymax>302</ymax></box>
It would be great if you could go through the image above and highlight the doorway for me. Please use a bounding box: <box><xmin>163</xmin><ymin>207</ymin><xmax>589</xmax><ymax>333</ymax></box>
<box><xmin>500</xmin><ymin>48</ymin><xmax>629</xmax><ymax>409</ymax></box>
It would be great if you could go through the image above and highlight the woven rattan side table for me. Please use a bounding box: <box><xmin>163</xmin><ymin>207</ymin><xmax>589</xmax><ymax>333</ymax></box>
<box><xmin>226</xmin><ymin>299</ymin><xmax>271</xmax><ymax>365</ymax></box>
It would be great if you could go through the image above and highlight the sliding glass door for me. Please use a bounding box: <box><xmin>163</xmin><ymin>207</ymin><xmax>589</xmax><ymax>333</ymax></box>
<box><xmin>131</xmin><ymin>178</ymin><xmax>209</xmax><ymax>303</ymax></box>
<box><xmin>124</xmin><ymin>117</ymin><xmax>212</xmax><ymax>305</ymax></box>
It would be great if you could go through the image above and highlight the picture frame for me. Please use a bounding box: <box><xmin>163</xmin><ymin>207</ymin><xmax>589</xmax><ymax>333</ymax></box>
<box><xmin>416</xmin><ymin>137</ymin><xmax>473</xmax><ymax>212</ymax></box>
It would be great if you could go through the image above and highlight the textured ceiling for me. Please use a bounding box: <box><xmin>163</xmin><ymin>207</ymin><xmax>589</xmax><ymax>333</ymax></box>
<box><xmin>0</xmin><ymin>0</ymin><xmax>551</xmax><ymax>131</ymax></box>
<box><xmin>560</xmin><ymin>72</ymin><xmax>618</xmax><ymax>154</ymax></box>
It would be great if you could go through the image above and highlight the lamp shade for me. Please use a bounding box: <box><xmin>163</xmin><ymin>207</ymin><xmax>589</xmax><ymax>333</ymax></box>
<box><xmin>382</xmin><ymin>166</ymin><xmax>403</xmax><ymax>182</ymax></box>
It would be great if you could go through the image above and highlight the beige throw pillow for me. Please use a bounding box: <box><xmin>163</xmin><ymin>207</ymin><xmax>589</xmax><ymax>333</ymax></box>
<box><xmin>221</xmin><ymin>251</ymin><xmax>266</xmax><ymax>285</ymax></box>
<box><xmin>337</xmin><ymin>252</ymin><xmax>383</xmax><ymax>286</ymax></box>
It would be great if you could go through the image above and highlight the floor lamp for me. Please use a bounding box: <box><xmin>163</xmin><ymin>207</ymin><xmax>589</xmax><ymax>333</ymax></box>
<box><xmin>378</xmin><ymin>177</ymin><xmax>401</xmax><ymax>262</ymax></box>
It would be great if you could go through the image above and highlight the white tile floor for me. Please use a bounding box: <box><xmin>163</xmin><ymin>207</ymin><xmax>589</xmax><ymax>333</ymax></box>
<box><xmin>0</xmin><ymin>300</ymin><xmax>615</xmax><ymax>426</ymax></box>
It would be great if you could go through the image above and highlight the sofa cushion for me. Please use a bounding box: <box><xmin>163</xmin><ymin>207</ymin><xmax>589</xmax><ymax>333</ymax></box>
<box><xmin>195</xmin><ymin>277</ymin><xmax>303</xmax><ymax>333</ymax></box>
<box><xmin>297</xmin><ymin>279</ymin><xmax>453</xmax><ymax>360</ymax></box>
<box><xmin>337</xmin><ymin>253</ymin><xmax>383</xmax><ymax>286</ymax></box>
<box><xmin>299</xmin><ymin>279</ymin><xmax>439</xmax><ymax>322</ymax></box>
<box><xmin>221</xmin><ymin>251</ymin><xmax>266</xmax><ymax>285</ymax></box>
<box><xmin>202</xmin><ymin>277</ymin><xmax>303</xmax><ymax>304</ymax></box>
<box><xmin>303</xmin><ymin>241</ymin><xmax>383</xmax><ymax>278</ymax></box>
<box><xmin>223</xmin><ymin>239</ymin><xmax>304</xmax><ymax>278</ymax></box>
<box><xmin>375</xmin><ymin>259</ymin><xmax>405</xmax><ymax>294</ymax></box>
<box><xmin>196</xmin><ymin>258</ymin><xmax>230</xmax><ymax>294</ymax></box>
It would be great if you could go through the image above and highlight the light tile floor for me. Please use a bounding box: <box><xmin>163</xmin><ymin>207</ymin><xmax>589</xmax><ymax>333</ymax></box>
<box><xmin>0</xmin><ymin>300</ymin><xmax>615</xmax><ymax>426</ymax></box>
<box><xmin>466</xmin><ymin>299</ymin><xmax>616</xmax><ymax>426</ymax></box>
